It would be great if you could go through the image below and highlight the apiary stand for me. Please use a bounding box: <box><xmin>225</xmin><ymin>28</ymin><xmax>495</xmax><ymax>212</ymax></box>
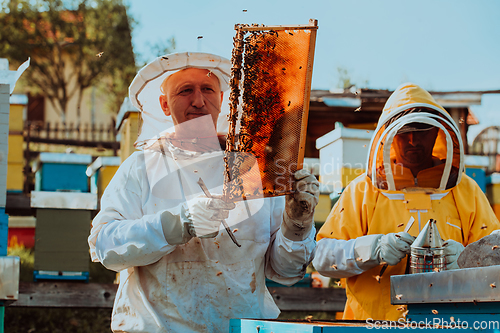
<box><xmin>391</xmin><ymin>266</ymin><xmax>500</xmax><ymax>329</ymax></box>
<box><xmin>31</xmin><ymin>191</ymin><xmax>97</xmax><ymax>282</ymax></box>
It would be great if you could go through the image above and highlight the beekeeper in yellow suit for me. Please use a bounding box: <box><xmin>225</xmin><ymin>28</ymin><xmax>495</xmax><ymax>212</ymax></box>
<box><xmin>313</xmin><ymin>83</ymin><xmax>500</xmax><ymax>321</ymax></box>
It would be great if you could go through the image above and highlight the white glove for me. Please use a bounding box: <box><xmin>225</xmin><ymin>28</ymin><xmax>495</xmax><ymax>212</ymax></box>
<box><xmin>184</xmin><ymin>194</ymin><xmax>235</xmax><ymax>238</ymax></box>
<box><xmin>160</xmin><ymin>195</ymin><xmax>235</xmax><ymax>245</ymax></box>
<box><xmin>354</xmin><ymin>232</ymin><xmax>415</xmax><ymax>270</ymax></box>
<box><xmin>443</xmin><ymin>239</ymin><xmax>464</xmax><ymax>270</ymax></box>
<box><xmin>282</xmin><ymin>169</ymin><xmax>320</xmax><ymax>241</ymax></box>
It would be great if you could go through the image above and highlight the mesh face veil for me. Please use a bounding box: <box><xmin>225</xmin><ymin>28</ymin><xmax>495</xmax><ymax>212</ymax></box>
<box><xmin>366</xmin><ymin>83</ymin><xmax>465</xmax><ymax>191</ymax></box>
<box><xmin>128</xmin><ymin>52</ymin><xmax>231</xmax><ymax>148</ymax></box>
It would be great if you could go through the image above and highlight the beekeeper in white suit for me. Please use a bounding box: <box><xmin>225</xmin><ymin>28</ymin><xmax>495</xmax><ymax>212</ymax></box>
<box><xmin>88</xmin><ymin>52</ymin><xmax>319</xmax><ymax>333</ymax></box>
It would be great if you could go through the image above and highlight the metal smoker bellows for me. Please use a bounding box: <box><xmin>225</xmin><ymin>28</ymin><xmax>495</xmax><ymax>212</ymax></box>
<box><xmin>409</xmin><ymin>219</ymin><xmax>446</xmax><ymax>273</ymax></box>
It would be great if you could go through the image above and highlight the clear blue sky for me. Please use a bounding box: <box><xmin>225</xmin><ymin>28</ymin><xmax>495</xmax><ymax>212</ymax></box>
<box><xmin>125</xmin><ymin>0</ymin><xmax>500</xmax><ymax>144</ymax></box>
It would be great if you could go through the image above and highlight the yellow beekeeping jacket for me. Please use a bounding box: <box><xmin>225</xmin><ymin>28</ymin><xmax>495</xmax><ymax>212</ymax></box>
<box><xmin>316</xmin><ymin>83</ymin><xmax>500</xmax><ymax>321</ymax></box>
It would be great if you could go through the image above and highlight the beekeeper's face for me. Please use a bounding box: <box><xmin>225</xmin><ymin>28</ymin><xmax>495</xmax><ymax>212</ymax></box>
<box><xmin>159</xmin><ymin>68</ymin><xmax>223</xmax><ymax>128</ymax></box>
<box><xmin>393</xmin><ymin>127</ymin><xmax>439</xmax><ymax>170</ymax></box>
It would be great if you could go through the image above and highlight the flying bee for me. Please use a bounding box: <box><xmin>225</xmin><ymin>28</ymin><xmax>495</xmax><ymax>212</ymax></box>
<box><xmin>493</xmin><ymin>245</ymin><xmax>499</xmax><ymax>250</ymax></box>
<box><xmin>395</xmin><ymin>294</ymin><xmax>403</xmax><ymax>300</ymax></box>
<box><xmin>96</xmin><ymin>52</ymin><xmax>104</xmax><ymax>57</ymax></box>
<box><xmin>432</xmin><ymin>310</ymin><xmax>439</xmax><ymax>314</ymax></box>
<box><xmin>331</xmin><ymin>264</ymin><xmax>338</xmax><ymax>270</ymax></box>
<box><xmin>491</xmin><ymin>283</ymin><xmax>497</xmax><ymax>288</ymax></box>
<box><xmin>481</xmin><ymin>224</ymin><xmax>488</xmax><ymax>229</ymax></box>
<box><xmin>373</xmin><ymin>275</ymin><xmax>381</xmax><ymax>282</ymax></box>
<box><xmin>354</xmin><ymin>107</ymin><xmax>361</xmax><ymax>112</ymax></box>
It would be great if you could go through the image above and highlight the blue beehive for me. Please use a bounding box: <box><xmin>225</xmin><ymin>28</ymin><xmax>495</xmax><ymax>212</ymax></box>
<box><xmin>34</xmin><ymin>153</ymin><xmax>92</xmax><ymax>192</ymax></box>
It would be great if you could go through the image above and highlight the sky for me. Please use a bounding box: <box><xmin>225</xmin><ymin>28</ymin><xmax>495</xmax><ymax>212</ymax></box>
<box><xmin>125</xmin><ymin>0</ymin><xmax>500</xmax><ymax>144</ymax></box>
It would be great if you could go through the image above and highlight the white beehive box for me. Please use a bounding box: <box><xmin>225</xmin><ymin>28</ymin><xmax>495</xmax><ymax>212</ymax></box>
<box><xmin>316</xmin><ymin>126</ymin><xmax>373</xmax><ymax>194</ymax></box>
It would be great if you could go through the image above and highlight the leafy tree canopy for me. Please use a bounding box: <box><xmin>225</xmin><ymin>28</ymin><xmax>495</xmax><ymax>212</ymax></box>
<box><xmin>0</xmin><ymin>0</ymin><xmax>136</xmax><ymax>122</ymax></box>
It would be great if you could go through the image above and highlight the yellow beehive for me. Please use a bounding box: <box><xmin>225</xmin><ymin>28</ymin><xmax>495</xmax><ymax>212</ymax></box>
<box><xmin>314</xmin><ymin>193</ymin><xmax>333</xmax><ymax>223</ymax></box>
<box><xmin>116</xmin><ymin>98</ymin><xmax>140</xmax><ymax>162</ymax></box>
<box><xmin>487</xmin><ymin>174</ymin><xmax>500</xmax><ymax>214</ymax></box>
<box><xmin>86</xmin><ymin>156</ymin><xmax>121</xmax><ymax>201</ymax></box>
<box><xmin>487</xmin><ymin>173</ymin><xmax>500</xmax><ymax>204</ymax></box>
<box><xmin>7</xmin><ymin>95</ymin><xmax>27</xmax><ymax>192</ymax></box>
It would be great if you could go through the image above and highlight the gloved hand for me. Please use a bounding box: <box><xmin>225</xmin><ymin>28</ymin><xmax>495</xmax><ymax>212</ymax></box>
<box><xmin>161</xmin><ymin>194</ymin><xmax>235</xmax><ymax>245</ymax></box>
<box><xmin>443</xmin><ymin>239</ymin><xmax>464</xmax><ymax>270</ymax></box>
<box><xmin>184</xmin><ymin>194</ymin><xmax>235</xmax><ymax>238</ymax></box>
<box><xmin>378</xmin><ymin>232</ymin><xmax>415</xmax><ymax>265</ymax></box>
<box><xmin>354</xmin><ymin>232</ymin><xmax>415</xmax><ymax>270</ymax></box>
<box><xmin>282</xmin><ymin>169</ymin><xmax>320</xmax><ymax>241</ymax></box>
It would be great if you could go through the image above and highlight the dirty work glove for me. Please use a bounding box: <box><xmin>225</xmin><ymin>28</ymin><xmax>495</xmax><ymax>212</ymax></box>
<box><xmin>184</xmin><ymin>194</ymin><xmax>235</xmax><ymax>238</ymax></box>
<box><xmin>282</xmin><ymin>169</ymin><xmax>320</xmax><ymax>241</ymax></box>
<box><xmin>354</xmin><ymin>232</ymin><xmax>415</xmax><ymax>270</ymax></box>
<box><xmin>443</xmin><ymin>239</ymin><xmax>464</xmax><ymax>270</ymax></box>
<box><xmin>161</xmin><ymin>195</ymin><xmax>235</xmax><ymax>245</ymax></box>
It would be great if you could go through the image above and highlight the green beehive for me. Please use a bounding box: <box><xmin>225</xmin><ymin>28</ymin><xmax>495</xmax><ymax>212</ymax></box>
<box><xmin>31</xmin><ymin>191</ymin><xmax>97</xmax><ymax>281</ymax></box>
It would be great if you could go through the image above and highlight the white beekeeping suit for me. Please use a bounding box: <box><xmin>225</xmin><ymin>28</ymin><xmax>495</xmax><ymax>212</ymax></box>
<box><xmin>88</xmin><ymin>52</ymin><xmax>317</xmax><ymax>333</ymax></box>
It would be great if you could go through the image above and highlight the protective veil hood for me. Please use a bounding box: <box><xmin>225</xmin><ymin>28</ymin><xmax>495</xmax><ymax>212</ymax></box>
<box><xmin>366</xmin><ymin>83</ymin><xmax>464</xmax><ymax>191</ymax></box>
<box><xmin>128</xmin><ymin>52</ymin><xmax>231</xmax><ymax>148</ymax></box>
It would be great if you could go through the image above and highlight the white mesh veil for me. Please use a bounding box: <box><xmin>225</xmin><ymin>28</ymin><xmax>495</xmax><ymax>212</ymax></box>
<box><xmin>128</xmin><ymin>52</ymin><xmax>231</xmax><ymax>148</ymax></box>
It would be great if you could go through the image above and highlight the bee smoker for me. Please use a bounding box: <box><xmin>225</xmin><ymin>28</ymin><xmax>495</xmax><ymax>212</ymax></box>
<box><xmin>409</xmin><ymin>219</ymin><xmax>446</xmax><ymax>273</ymax></box>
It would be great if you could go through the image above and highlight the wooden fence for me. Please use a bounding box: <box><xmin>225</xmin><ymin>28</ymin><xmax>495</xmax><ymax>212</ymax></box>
<box><xmin>11</xmin><ymin>282</ymin><xmax>347</xmax><ymax>312</ymax></box>
<box><xmin>24</xmin><ymin>121</ymin><xmax>119</xmax><ymax>151</ymax></box>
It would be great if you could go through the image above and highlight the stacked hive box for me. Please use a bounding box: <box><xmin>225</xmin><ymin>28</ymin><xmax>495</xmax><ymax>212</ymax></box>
<box><xmin>7</xmin><ymin>94</ymin><xmax>27</xmax><ymax>193</ymax></box>
<box><xmin>464</xmin><ymin>155</ymin><xmax>489</xmax><ymax>193</ymax></box>
<box><xmin>487</xmin><ymin>173</ymin><xmax>500</xmax><ymax>222</ymax></box>
<box><xmin>116</xmin><ymin>97</ymin><xmax>140</xmax><ymax>162</ymax></box>
<box><xmin>86</xmin><ymin>156</ymin><xmax>121</xmax><ymax>202</ymax></box>
<box><xmin>316</xmin><ymin>126</ymin><xmax>373</xmax><ymax>207</ymax></box>
<box><xmin>31</xmin><ymin>153</ymin><xmax>96</xmax><ymax>281</ymax></box>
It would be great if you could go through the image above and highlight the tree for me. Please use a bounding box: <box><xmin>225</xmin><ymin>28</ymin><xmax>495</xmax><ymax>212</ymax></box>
<box><xmin>0</xmin><ymin>0</ymin><xmax>136</xmax><ymax>123</ymax></box>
